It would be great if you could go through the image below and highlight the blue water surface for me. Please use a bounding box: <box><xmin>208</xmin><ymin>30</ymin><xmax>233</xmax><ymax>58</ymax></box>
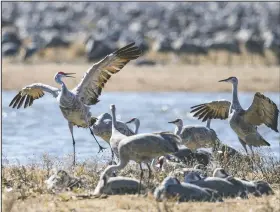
<box><xmin>2</xmin><ymin>91</ymin><xmax>280</xmax><ymax>164</ymax></box>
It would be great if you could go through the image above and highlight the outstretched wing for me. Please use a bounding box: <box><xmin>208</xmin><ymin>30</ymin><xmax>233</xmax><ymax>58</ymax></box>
<box><xmin>244</xmin><ymin>92</ymin><xmax>279</xmax><ymax>132</ymax></box>
<box><xmin>190</xmin><ymin>100</ymin><xmax>231</xmax><ymax>122</ymax></box>
<box><xmin>72</xmin><ymin>42</ymin><xmax>142</xmax><ymax>105</ymax></box>
<box><xmin>9</xmin><ymin>83</ymin><xmax>60</xmax><ymax>109</ymax></box>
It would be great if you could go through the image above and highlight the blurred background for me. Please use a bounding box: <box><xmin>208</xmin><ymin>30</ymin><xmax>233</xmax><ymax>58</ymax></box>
<box><xmin>2</xmin><ymin>2</ymin><xmax>280</xmax><ymax>65</ymax></box>
<box><xmin>2</xmin><ymin>2</ymin><xmax>280</xmax><ymax>164</ymax></box>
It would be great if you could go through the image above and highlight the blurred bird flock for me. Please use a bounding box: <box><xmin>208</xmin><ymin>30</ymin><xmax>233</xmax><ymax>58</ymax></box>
<box><xmin>2</xmin><ymin>2</ymin><xmax>280</xmax><ymax>212</ymax></box>
<box><xmin>2</xmin><ymin>2</ymin><xmax>280</xmax><ymax>65</ymax></box>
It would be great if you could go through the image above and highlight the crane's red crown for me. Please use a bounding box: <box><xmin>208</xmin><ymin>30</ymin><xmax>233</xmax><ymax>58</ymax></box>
<box><xmin>57</xmin><ymin>72</ymin><xmax>66</xmax><ymax>75</ymax></box>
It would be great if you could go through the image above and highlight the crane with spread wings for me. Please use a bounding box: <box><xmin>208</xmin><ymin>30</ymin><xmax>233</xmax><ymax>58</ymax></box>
<box><xmin>190</xmin><ymin>76</ymin><xmax>279</xmax><ymax>155</ymax></box>
<box><xmin>9</xmin><ymin>42</ymin><xmax>142</xmax><ymax>165</ymax></box>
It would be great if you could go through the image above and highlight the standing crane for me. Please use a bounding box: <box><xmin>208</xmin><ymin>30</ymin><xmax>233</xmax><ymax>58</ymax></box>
<box><xmin>109</xmin><ymin>104</ymin><xmax>128</xmax><ymax>163</ymax></box>
<box><xmin>168</xmin><ymin>118</ymin><xmax>219</xmax><ymax>150</ymax></box>
<box><xmin>9</xmin><ymin>42</ymin><xmax>142</xmax><ymax>165</ymax></box>
<box><xmin>125</xmin><ymin>117</ymin><xmax>140</xmax><ymax>134</ymax></box>
<box><xmin>92</xmin><ymin>113</ymin><xmax>135</xmax><ymax>143</ymax></box>
<box><xmin>92</xmin><ymin>113</ymin><xmax>141</xmax><ymax>164</ymax></box>
<box><xmin>100</xmin><ymin>114</ymin><xmax>181</xmax><ymax>193</ymax></box>
<box><xmin>190</xmin><ymin>76</ymin><xmax>279</xmax><ymax>155</ymax></box>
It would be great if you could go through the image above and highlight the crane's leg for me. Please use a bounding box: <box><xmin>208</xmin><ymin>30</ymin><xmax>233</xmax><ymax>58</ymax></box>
<box><xmin>238</xmin><ymin>138</ymin><xmax>248</xmax><ymax>154</ymax></box>
<box><xmin>138</xmin><ymin>163</ymin><xmax>144</xmax><ymax>195</ymax></box>
<box><xmin>249</xmin><ymin>145</ymin><xmax>255</xmax><ymax>157</ymax></box>
<box><xmin>146</xmin><ymin>162</ymin><xmax>152</xmax><ymax>186</ymax></box>
<box><xmin>110</xmin><ymin>144</ymin><xmax>115</xmax><ymax>163</ymax></box>
<box><xmin>89</xmin><ymin>128</ymin><xmax>106</xmax><ymax>153</ymax></box>
<box><xmin>68</xmin><ymin>122</ymin><xmax>76</xmax><ymax>166</ymax></box>
<box><xmin>108</xmin><ymin>143</ymin><xmax>117</xmax><ymax>166</ymax></box>
<box><xmin>146</xmin><ymin>162</ymin><xmax>152</xmax><ymax>179</ymax></box>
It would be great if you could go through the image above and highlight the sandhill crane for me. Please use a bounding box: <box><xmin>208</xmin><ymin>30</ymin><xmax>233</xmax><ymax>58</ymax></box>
<box><xmin>109</xmin><ymin>105</ymin><xmax>152</xmax><ymax>177</ymax></box>
<box><xmin>154</xmin><ymin>148</ymin><xmax>211</xmax><ymax>172</ymax></box>
<box><xmin>109</xmin><ymin>105</ymin><xmax>129</xmax><ymax>163</ymax></box>
<box><xmin>213</xmin><ymin>168</ymin><xmax>261</xmax><ymax>197</ymax></box>
<box><xmin>125</xmin><ymin>117</ymin><xmax>140</xmax><ymax>134</ymax></box>
<box><xmin>154</xmin><ymin>176</ymin><xmax>221</xmax><ymax>202</ymax></box>
<box><xmin>9</xmin><ymin>42</ymin><xmax>142</xmax><ymax>165</ymax></box>
<box><xmin>190</xmin><ymin>76</ymin><xmax>279</xmax><ymax>155</ymax></box>
<box><xmin>125</xmin><ymin>117</ymin><xmax>154</xmax><ymax>175</ymax></box>
<box><xmin>93</xmin><ymin>175</ymin><xmax>144</xmax><ymax>196</ymax></box>
<box><xmin>213</xmin><ymin>168</ymin><xmax>274</xmax><ymax>196</ymax></box>
<box><xmin>99</xmin><ymin>129</ymin><xmax>181</xmax><ymax>193</ymax></box>
<box><xmin>92</xmin><ymin>113</ymin><xmax>135</xmax><ymax>144</ymax></box>
<box><xmin>252</xmin><ymin>180</ymin><xmax>274</xmax><ymax>195</ymax></box>
<box><xmin>168</xmin><ymin>118</ymin><xmax>219</xmax><ymax>150</ymax></box>
<box><xmin>165</xmin><ymin>146</ymin><xmax>210</xmax><ymax>166</ymax></box>
<box><xmin>168</xmin><ymin>164</ymin><xmax>207</xmax><ymax>180</ymax></box>
<box><xmin>184</xmin><ymin>171</ymin><xmax>247</xmax><ymax>198</ymax></box>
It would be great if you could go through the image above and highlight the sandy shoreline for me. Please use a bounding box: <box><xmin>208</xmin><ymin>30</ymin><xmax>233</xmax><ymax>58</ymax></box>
<box><xmin>2</xmin><ymin>62</ymin><xmax>280</xmax><ymax>92</ymax></box>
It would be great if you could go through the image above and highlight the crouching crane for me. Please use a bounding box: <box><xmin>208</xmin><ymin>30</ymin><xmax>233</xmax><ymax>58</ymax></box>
<box><xmin>9</xmin><ymin>42</ymin><xmax>142</xmax><ymax>165</ymax></box>
<box><xmin>190</xmin><ymin>76</ymin><xmax>279</xmax><ymax>155</ymax></box>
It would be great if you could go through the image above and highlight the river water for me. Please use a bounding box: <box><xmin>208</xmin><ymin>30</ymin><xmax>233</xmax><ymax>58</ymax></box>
<box><xmin>2</xmin><ymin>91</ymin><xmax>280</xmax><ymax>164</ymax></box>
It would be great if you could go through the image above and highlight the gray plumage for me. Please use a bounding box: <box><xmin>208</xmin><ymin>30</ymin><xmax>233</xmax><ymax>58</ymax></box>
<box><xmin>168</xmin><ymin>165</ymin><xmax>207</xmax><ymax>179</ymax></box>
<box><xmin>168</xmin><ymin>146</ymin><xmax>211</xmax><ymax>166</ymax></box>
<box><xmin>8</xmin><ymin>43</ymin><xmax>142</xmax><ymax>165</ymax></box>
<box><xmin>92</xmin><ymin>113</ymin><xmax>135</xmax><ymax>143</ymax></box>
<box><xmin>184</xmin><ymin>171</ymin><xmax>247</xmax><ymax>198</ymax></box>
<box><xmin>93</xmin><ymin>176</ymin><xmax>143</xmax><ymax>196</ymax></box>
<box><xmin>99</xmin><ymin>125</ymin><xmax>181</xmax><ymax>193</ymax></box>
<box><xmin>190</xmin><ymin>76</ymin><xmax>279</xmax><ymax>154</ymax></box>
<box><xmin>168</xmin><ymin>118</ymin><xmax>219</xmax><ymax>150</ymax></box>
<box><xmin>253</xmin><ymin>180</ymin><xmax>274</xmax><ymax>195</ymax></box>
<box><xmin>154</xmin><ymin>176</ymin><xmax>221</xmax><ymax>202</ymax></box>
<box><xmin>213</xmin><ymin>168</ymin><xmax>262</xmax><ymax>197</ymax></box>
<box><xmin>109</xmin><ymin>105</ymin><xmax>129</xmax><ymax>162</ymax></box>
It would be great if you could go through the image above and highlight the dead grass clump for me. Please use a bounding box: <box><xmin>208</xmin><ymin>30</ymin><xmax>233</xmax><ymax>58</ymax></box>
<box><xmin>212</xmin><ymin>148</ymin><xmax>280</xmax><ymax>184</ymax></box>
<box><xmin>2</xmin><ymin>151</ymin><xmax>280</xmax><ymax>212</ymax></box>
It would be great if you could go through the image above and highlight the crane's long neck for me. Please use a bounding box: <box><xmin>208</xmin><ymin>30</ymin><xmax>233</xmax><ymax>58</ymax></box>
<box><xmin>111</xmin><ymin>108</ymin><xmax>117</xmax><ymax>133</ymax></box>
<box><xmin>230</xmin><ymin>83</ymin><xmax>242</xmax><ymax>111</ymax></box>
<box><xmin>55</xmin><ymin>76</ymin><xmax>68</xmax><ymax>94</ymax></box>
<box><xmin>134</xmin><ymin>120</ymin><xmax>140</xmax><ymax>134</ymax></box>
<box><xmin>174</xmin><ymin>123</ymin><xmax>183</xmax><ymax>135</ymax></box>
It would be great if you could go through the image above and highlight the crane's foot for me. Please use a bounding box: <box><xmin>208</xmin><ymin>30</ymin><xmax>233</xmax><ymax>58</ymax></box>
<box><xmin>97</xmin><ymin>145</ymin><xmax>107</xmax><ymax>153</ymax></box>
<box><xmin>89</xmin><ymin>128</ymin><xmax>107</xmax><ymax>153</ymax></box>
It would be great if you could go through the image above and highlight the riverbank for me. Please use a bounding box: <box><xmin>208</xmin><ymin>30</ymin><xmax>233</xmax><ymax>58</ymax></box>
<box><xmin>2</xmin><ymin>62</ymin><xmax>279</xmax><ymax>92</ymax></box>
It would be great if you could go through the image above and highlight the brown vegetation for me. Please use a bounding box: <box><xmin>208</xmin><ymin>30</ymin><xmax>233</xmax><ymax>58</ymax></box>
<box><xmin>2</xmin><ymin>150</ymin><xmax>280</xmax><ymax>212</ymax></box>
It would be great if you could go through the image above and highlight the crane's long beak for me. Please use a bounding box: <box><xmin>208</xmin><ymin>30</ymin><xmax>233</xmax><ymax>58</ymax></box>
<box><xmin>65</xmin><ymin>73</ymin><xmax>76</xmax><ymax>78</ymax></box>
<box><xmin>125</xmin><ymin>119</ymin><xmax>134</xmax><ymax>124</ymax></box>
<box><xmin>218</xmin><ymin>78</ymin><xmax>228</xmax><ymax>82</ymax></box>
<box><xmin>168</xmin><ymin>120</ymin><xmax>176</xmax><ymax>124</ymax></box>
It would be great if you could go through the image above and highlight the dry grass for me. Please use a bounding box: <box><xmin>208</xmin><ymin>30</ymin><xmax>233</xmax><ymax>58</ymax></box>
<box><xmin>2</xmin><ymin>150</ymin><xmax>280</xmax><ymax>212</ymax></box>
<box><xmin>2</xmin><ymin>192</ymin><xmax>280</xmax><ymax>212</ymax></box>
<box><xmin>2</xmin><ymin>61</ymin><xmax>280</xmax><ymax>92</ymax></box>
